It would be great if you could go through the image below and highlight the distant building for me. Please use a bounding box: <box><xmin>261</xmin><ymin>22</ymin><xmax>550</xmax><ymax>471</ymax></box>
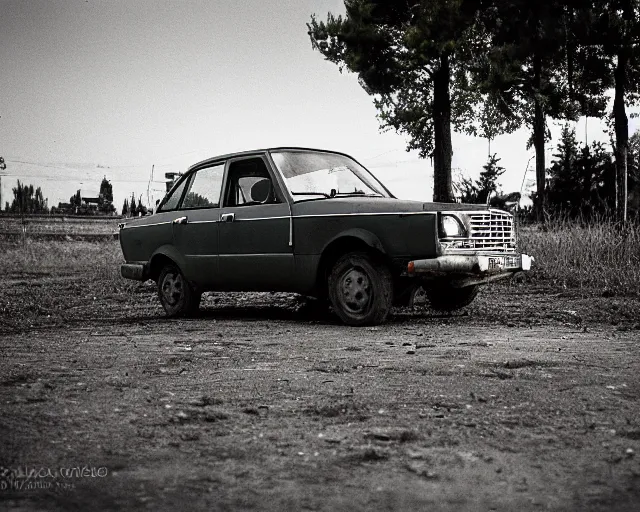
<box><xmin>51</xmin><ymin>189</ymin><xmax>115</xmax><ymax>215</ymax></box>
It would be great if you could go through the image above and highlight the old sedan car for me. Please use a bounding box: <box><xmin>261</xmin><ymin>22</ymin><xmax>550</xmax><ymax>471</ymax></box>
<box><xmin>119</xmin><ymin>148</ymin><xmax>532</xmax><ymax>326</ymax></box>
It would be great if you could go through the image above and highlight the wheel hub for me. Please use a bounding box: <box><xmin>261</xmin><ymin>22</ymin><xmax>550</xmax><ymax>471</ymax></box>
<box><xmin>339</xmin><ymin>268</ymin><xmax>371</xmax><ymax>314</ymax></box>
<box><xmin>161</xmin><ymin>272</ymin><xmax>183</xmax><ymax>306</ymax></box>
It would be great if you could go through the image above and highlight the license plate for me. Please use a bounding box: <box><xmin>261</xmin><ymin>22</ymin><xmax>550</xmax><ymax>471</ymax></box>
<box><xmin>488</xmin><ymin>256</ymin><xmax>520</xmax><ymax>270</ymax></box>
<box><xmin>505</xmin><ymin>256</ymin><xmax>520</xmax><ymax>269</ymax></box>
<box><xmin>488</xmin><ymin>257</ymin><xmax>504</xmax><ymax>270</ymax></box>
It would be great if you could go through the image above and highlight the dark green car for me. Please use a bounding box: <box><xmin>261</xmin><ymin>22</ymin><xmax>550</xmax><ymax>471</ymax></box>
<box><xmin>119</xmin><ymin>148</ymin><xmax>532</xmax><ymax>326</ymax></box>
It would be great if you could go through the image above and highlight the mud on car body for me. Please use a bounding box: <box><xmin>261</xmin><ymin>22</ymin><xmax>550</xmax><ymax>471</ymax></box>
<box><xmin>119</xmin><ymin>148</ymin><xmax>532</xmax><ymax>326</ymax></box>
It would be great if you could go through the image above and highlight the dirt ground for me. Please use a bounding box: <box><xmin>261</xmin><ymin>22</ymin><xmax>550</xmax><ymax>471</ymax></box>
<box><xmin>1</xmin><ymin>271</ymin><xmax>640</xmax><ymax>511</ymax></box>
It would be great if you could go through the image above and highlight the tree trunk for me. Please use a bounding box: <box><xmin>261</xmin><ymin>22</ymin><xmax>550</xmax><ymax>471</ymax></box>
<box><xmin>614</xmin><ymin>48</ymin><xmax>628</xmax><ymax>223</ymax></box>
<box><xmin>533</xmin><ymin>53</ymin><xmax>546</xmax><ymax>221</ymax></box>
<box><xmin>432</xmin><ymin>53</ymin><xmax>454</xmax><ymax>203</ymax></box>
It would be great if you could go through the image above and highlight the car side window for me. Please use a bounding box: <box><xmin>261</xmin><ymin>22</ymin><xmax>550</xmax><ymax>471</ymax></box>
<box><xmin>159</xmin><ymin>177</ymin><xmax>188</xmax><ymax>211</ymax></box>
<box><xmin>223</xmin><ymin>158</ymin><xmax>280</xmax><ymax>207</ymax></box>
<box><xmin>181</xmin><ymin>164</ymin><xmax>225</xmax><ymax>209</ymax></box>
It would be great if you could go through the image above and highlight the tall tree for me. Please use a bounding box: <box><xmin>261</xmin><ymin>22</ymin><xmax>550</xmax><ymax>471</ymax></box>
<box><xmin>98</xmin><ymin>177</ymin><xmax>115</xmax><ymax>214</ymax></box>
<box><xmin>9</xmin><ymin>180</ymin><xmax>49</xmax><ymax>214</ymax></box>
<box><xmin>628</xmin><ymin>129</ymin><xmax>640</xmax><ymax>215</ymax></box>
<box><xmin>99</xmin><ymin>176</ymin><xmax>114</xmax><ymax>203</ymax></box>
<box><xmin>135</xmin><ymin>195</ymin><xmax>147</xmax><ymax>216</ymax></box>
<box><xmin>308</xmin><ymin>0</ymin><xmax>510</xmax><ymax>202</ymax></box>
<box><xmin>591</xmin><ymin>0</ymin><xmax>640</xmax><ymax>221</ymax></box>
<box><xmin>69</xmin><ymin>189</ymin><xmax>82</xmax><ymax>209</ymax></box>
<box><xmin>474</xmin><ymin>0</ymin><xmax>610</xmax><ymax>218</ymax></box>
<box><xmin>121</xmin><ymin>198</ymin><xmax>129</xmax><ymax>217</ymax></box>
<box><xmin>547</xmin><ymin>124</ymin><xmax>615</xmax><ymax>217</ymax></box>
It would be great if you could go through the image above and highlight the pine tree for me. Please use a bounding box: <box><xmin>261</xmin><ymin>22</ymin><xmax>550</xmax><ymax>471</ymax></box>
<box><xmin>121</xmin><ymin>198</ymin><xmax>129</xmax><ymax>217</ymax></box>
<box><xmin>592</xmin><ymin>0</ymin><xmax>640</xmax><ymax>221</ymax></box>
<box><xmin>135</xmin><ymin>195</ymin><xmax>146</xmax><ymax>216</ymax></box>
<box><xmin>547</xmin><ymin>124</ymin><xmax>615</xmax><ymax>217</ymax></box>
<box><xmin>476</xmin><ymin>154</ymin><xmax>506</xmax><ymax>204</ymax></box>
<box><xmin>474</xmin><ymin>0</ymin><xmax>611</xmax><ymax>218</ymax></box>
<box><xmin>454</xmin><ymin>153</ymin><xmax>505</xmax><ymax>204</ymax></box>
<box><xmin>308</xmin><ymin>0</ymin><xmax>507</xmax><ymax>202</ymax></box>
<box><xmin>547</xmin><ymin>124</ymin><xmax>581</xmax><ymax>214</ymax></box>
<box><xmin>10</xmin><ymin>181</ymin><xmax>49</xmax><ymax>214</ymax></box>
<box><xmin>69</xmin><ymin>190</ymin><xmax>81</xmax><ymax>209</ymax></box>
<box><xmin>98</xmin><ymin>176</ymin><xmax>115</xmax><ymax>214</ymax></box>
<box><xmin>99</xmin><ymin>177</ymin><xmax>113</xmax><ymax>203</ymax></box>
<box><xmin>627</xmin><ymin>129</ymin><xmax>640</xmax><ymax>215</ymax></box>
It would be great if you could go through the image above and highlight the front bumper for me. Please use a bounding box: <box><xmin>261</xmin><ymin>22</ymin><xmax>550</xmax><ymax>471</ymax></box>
<box><xmin>407</xmin><ymin>253</ymin><xmax>533</xmax><ymax>285</ymax></box>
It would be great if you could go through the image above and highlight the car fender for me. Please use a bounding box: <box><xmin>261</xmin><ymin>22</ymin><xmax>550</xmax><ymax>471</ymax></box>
<box><xmin>322</xmin><ymin>228</ymin><xmax>387</xmax><ymax>255</ymax></box>
<box><xmin>149</xmin><ymin>244</ymin><xmax>188</xmax><ymax>276</ymax></box>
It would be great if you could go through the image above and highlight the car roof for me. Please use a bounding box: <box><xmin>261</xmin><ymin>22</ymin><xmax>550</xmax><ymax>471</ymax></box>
<box><xmin>187</xmin><ymin>147</ymin><xmax>356</xmax><ymax>172</ymax></box>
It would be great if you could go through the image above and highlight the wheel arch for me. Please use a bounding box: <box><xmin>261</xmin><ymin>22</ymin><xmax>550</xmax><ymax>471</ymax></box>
<box><xmin>315</xmin><ymin>230</ymin><xmax>389</xmax><ymax>297</ymax></box>
<box><xmin>148</xmin><ymin>245</ymin><xmax>186</xmax><ymax>282</ymax></box>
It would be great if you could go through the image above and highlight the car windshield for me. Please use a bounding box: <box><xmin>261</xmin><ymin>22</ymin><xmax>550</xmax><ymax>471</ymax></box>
<box><xmin>270</xmin><ymin>150</ymin><xmax>389</xmax><ymax>201</ymax></box>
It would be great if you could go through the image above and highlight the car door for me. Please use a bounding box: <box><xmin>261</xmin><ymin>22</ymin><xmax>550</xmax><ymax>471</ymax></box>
<box><xmin>171</xmin><ymin>162</ymin><xmax>226</xmax><ymax>287</ymax></box>
<box><xmin>217</xmin><ymin>155</ymin><xmax>293</xmax><ymax>291</ymax></box>
<box><xmin>124</xmin><ymin>175</ymin><xmax>193</xmax><ymax>264</ymax></box>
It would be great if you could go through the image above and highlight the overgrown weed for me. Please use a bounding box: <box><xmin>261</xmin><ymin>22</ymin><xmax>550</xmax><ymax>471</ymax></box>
<box><xmin>0</xmin><ymin>238</ymin><xmax>132</xmax><ymax>293</ymax></box>
<box><xmin>519</xmin><ymin>217</ymin><xmax>640</xmax><ymax>295</ymax></box>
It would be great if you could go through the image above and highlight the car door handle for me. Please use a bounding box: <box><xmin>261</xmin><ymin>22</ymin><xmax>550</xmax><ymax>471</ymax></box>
<box><xmin>220</xmin><ymin>213</ymin><xmax>235</xmax><ymax>222</ymax></box>
<box><xmin>173</xmin><ymin>216</ymin><xmax>188</xmax><ymax>225</ymax></box>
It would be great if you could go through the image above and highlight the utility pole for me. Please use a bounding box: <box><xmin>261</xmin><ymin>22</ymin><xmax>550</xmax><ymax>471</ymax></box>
<box><xmin>0</xmin><ymin>156</ymin><xmax>5</xmax><ymax>210</ymax></box>
<box><xmin>147</xmin><ymin>164</ymin><xmax>154</xmax><ymax>212</ymax></box>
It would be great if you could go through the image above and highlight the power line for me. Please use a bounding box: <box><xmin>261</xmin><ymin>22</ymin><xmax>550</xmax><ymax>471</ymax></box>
<box><xmin>363</xmin><ymin>148</ymin><xmax>404</xmax><ymax>160</ymax></box>
<box><xmin>367</xmin><ymin>158</ymin><xmax>424</xmax><ymax>168</ymax></box>
<box><xmin>4</xmin><ymin>148</ymin><xmax>205</xmax><ymax>170</ymax></box>
<box><xmin>0</xmin><ymin>172</ymin><xmax>168</xmax><ymax>183</ymax></box>
<box><xmin>5</xmin><ymin>159</ymin><xmax>80</xmax><ymax>170</ymax></box>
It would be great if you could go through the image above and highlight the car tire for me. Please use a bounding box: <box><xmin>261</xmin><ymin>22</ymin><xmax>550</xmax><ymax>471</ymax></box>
<box><xmin>426</xmin><ymin>282</ymin><xmax>479</xmax><ymax>311</ymax></box>
<box><xmin>328</xmin><ymin>251</ymin><xmax>393</xmax><ymax>326</ymax></box>
<box><xmin>157</xmin><ymin>263</ymin><xmax>199</xmax><ymax>317</ymax></box>
<box><xmin>394</xmin><ymin>281</ymin><xmax>429</xmax><ymax>308</ymax></box>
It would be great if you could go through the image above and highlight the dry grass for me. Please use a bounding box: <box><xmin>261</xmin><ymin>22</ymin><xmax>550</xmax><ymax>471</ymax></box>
<box><xmin>0</xmin><ymin>216</ymin><xmax>119</xmax><ymax>235</ymax></box>
<box><xmin>0</xmin><ymin>238</ymin><xmax>141</xmax><ymax>332</ymax></box>
<box><xmin>519</xmin><ymin>219</ymin><xmax>640</xmax><ymax>295</ymax></box>
<box><xmin>3</xmin><ymin>219</ymin><xmax>640</xmax><ymax>299</ymax></box>
<box><xmin>0</xmin><ymin>238</ymin><xmax>124</xmax><ymax>282</ymax></box>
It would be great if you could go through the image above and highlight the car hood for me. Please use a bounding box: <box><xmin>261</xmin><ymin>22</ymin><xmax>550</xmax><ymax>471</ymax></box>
<box><xmin>291</xmin><ymin>197</ymin><xmax>490</xmax><ymax>216</ymax></box>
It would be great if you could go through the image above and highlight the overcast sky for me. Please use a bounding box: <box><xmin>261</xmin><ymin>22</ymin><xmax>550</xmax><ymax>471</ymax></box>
<box><xmin>1</xmin><ymin>0</ymin><xmax>638</xmax><ymax>210</ymax></box>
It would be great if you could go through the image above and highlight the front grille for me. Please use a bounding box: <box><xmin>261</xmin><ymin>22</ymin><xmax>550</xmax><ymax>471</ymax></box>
<box><xmin>468</xmin><ymin>210</ymin><xmax>515</xmax><ymax>252</ymax></box>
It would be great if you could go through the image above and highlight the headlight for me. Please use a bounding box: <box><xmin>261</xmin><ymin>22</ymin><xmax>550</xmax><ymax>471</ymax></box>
<box><xmin>439</xmin><ymin>214</ymin><xmax>466</xmax><ymax>238</ymax></box>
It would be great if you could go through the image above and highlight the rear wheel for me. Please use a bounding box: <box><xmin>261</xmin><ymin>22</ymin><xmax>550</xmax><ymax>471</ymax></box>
<box><xmin>426</xmin><ymin>282</ymin><xmax>479</xmax><ymax>311</ymax></box>
<box><xmin>157</xmin><ymin>263</ymin><xmax>200</xmax><ymax>317</ymax></box>
<box><xmin>327</xmin><ymin>251</ymin><xmax>393</xmax><ymax>326</ymax></box>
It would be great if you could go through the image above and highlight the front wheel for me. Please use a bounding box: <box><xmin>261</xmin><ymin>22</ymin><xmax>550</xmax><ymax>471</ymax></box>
<box><xmin>327</xmin><ymin>251</ymin><xmax>393</xmax><ymax>326</ymax></box>
<box><xmin>394</xmin><ymin>281</ymin><xmax>429</xmax><ymax>308</ymax></box>
<box><xmin>425</xmin><ymin>282</ymin><xmax>479</xmax><ymax>311</ymax></box>
<box><xmin>157</xmin><ymin>263</ymin><xmax>200</xmax><ymax>317</ymax></box>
